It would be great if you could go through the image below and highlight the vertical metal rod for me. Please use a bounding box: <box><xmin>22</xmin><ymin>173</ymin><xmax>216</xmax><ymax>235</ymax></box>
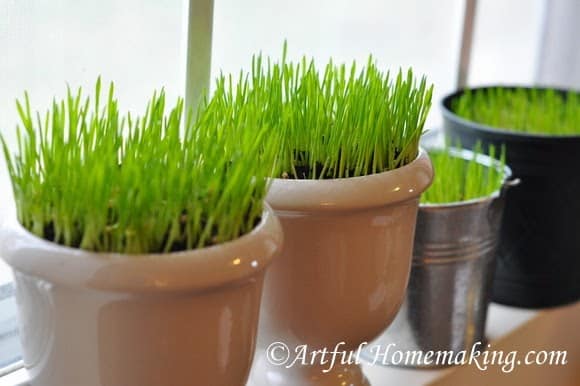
<box><xmin>457</xmin><ymin>0</ymin><xmax>478</xmax><ymax>89</ymax></box>
<box><xmin>184</xmin><ymin>0</ymin><xmax>215</xmax><ymax>117</ymax></box>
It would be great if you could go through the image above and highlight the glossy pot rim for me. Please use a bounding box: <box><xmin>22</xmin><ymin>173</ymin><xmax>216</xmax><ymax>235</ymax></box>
<box><xmin>441</xmin><ymin>85</ymin><xmax>580</xmax><ymax>141</ymax></box>
<box><xmin>0</xmin><ymin>204</ymin><xmax>282</xmax><ymax>293</ymax></box>
<box><xmin>266</xmin><ymin>148</ymin><xmax>433</xmax><ymax>212</ymax></box>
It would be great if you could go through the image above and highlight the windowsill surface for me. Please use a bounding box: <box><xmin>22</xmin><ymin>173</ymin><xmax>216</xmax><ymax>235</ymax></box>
<box><xmin>363</xmin><ymin>303</ymin><xmax>538</xmax><ymax>385</ymax></box>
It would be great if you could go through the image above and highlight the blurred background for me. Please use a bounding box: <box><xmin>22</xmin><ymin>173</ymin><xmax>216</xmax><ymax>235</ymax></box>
<box><xmin>1</xmin><ymin>0</ymin><xmax>579</xmax><ymax>134</ymax></box>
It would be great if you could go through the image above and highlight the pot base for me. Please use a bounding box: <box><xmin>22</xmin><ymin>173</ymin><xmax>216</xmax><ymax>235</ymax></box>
<box><xmin>249</xmin><ymin>349</ymin><xmax>370</xmax><ymax>386</ymax></box>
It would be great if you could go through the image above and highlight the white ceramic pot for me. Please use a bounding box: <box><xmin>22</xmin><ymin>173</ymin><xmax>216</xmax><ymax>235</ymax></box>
<box><xmin>0</xmin><ymin>206</ymin><xmax>282</xmax><ymax>386</ymax></box>
<box><xmin>250</xmin><ymin>151</ymin><xmax>433</xmax><ymax>386</ymax></box>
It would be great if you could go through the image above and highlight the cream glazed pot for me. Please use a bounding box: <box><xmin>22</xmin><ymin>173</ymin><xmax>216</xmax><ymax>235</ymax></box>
<box><xmin>0</xmin><ymin>206</ymin><xmax>282</xmax><ymax>386</ymax></box>
<box><xmin>249</xmin><ymin>151</ymin><xmax>433</xmax><ymax>386</ymax></box>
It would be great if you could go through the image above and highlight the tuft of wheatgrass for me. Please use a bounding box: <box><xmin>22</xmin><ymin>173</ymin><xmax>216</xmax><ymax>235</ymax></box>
<box><xmin>452</xmin><ymin>87</ymin><xmax>580</xmax><ymax>135</ymax></box>
<box><xmin>421</xmin><ymin>143</ymin><xmax>506</xmax><ymax>204</ymax></box>
<box><xmin>209</xmin><ymin>45</ymin><xmax>433</xmax><ymax>179</ymax></box>
<box><xmin>1</xmin><ymin>78</ymin><xmax>281</xmax><ymax>254</ymax></box>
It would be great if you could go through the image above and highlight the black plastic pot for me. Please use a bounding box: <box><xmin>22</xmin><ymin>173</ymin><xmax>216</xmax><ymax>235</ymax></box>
<box><xmin>441</xmin><ymin>86</ymin><xmax>580</xmax><ymax>308</ymax></box>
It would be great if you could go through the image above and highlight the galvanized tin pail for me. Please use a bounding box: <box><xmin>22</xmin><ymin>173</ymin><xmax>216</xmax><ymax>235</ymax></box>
<box><xmin>363</xmin><ymin>148</ymin><xmax>515</xmax><ymax>368</ymax></box>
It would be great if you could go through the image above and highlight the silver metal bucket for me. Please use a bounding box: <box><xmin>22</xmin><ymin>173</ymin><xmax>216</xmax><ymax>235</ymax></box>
<box><xmin>363</xmin><ymin>148</ymin><xmax>516</xmax><ymax>368</ymax></box>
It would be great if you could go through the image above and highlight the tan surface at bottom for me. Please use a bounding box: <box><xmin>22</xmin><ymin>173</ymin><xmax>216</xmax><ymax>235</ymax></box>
<box><xmin>429</xmin><ymin>301</ymin><xmax>580</xmax><ymax>386</ymax></box>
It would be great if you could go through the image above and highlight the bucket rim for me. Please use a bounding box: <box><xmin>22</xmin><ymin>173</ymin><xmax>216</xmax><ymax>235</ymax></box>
<box><xmin>419</xmin><ymin>147</ymin><xmax>513</xmax><ymax>210</ymax></box>
<box><xmin>441</xmin><ymin>85</ymin><xmax>580</xmax><ymax>140</ymax></box>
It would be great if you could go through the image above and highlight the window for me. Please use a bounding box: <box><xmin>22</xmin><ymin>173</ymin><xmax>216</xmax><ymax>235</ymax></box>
<box><xmin>0</xmin><ymin>280</ymin><xmax>18</xmax><ymax>368</ymax></box>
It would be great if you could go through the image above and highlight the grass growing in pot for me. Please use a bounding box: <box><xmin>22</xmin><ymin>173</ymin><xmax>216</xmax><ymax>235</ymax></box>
<box><xmin>210</xmin><ymin>47</ymin><xmax>433</xmax><ymax>179</ymax></box>
<box><xmin>452</xmin><ymin>87</ymin><xmax>580</xmax><ymax>135</ymax></box>
<box><xmin>1</xmin><ymin>79</ymin><xmax>280</xmax><ymax>254</ymax></box>
<box><xmin>226</xmin><ymin>48</ymin><xmax>436</xmax><ymax>386</ymax></box>
<box><xmin>421</xmin><ymin>144</ymin><xmax>506</xmax><ymax>204</ymax></box>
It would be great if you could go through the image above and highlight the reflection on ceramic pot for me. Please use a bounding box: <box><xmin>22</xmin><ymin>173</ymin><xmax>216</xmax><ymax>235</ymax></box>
<box><xmin>442</xmin><ymin>86</ymin><xmax>580</xmax><ymax>308</ymax></box>
<box><xmin>249</xmin><ymin>150</ymin><xmax>433</xmax><ymax>386</ymax></box>
<box><xmin>0</xmin><ymin>206</ymin><xmax>282</xmax><ymax>386</ymax></box>
<box><xmin>364</xmin><ymin>149</ymin><xmax>514</xmax><ymax>368</ymax></box>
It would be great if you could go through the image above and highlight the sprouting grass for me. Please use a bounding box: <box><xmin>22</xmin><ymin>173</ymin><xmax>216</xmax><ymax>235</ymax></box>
<box><xmin>1</xmin><ymin>79</ymin><xmax>280</xmax><ymax>254</ymax></box>
<box><xmin>209</xmin><ymin>45</ymin><xmax>433</xmax><ymax>179</ymax></box>
<box><xmin>421</xmin><ymin>143</ymin><xmax>506</xmax><ymax>204</ymax></box>
<box><xmin>452</xmin><ymin>87</ymin><xmax>580</xmax><ymax>135</ymax></box>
